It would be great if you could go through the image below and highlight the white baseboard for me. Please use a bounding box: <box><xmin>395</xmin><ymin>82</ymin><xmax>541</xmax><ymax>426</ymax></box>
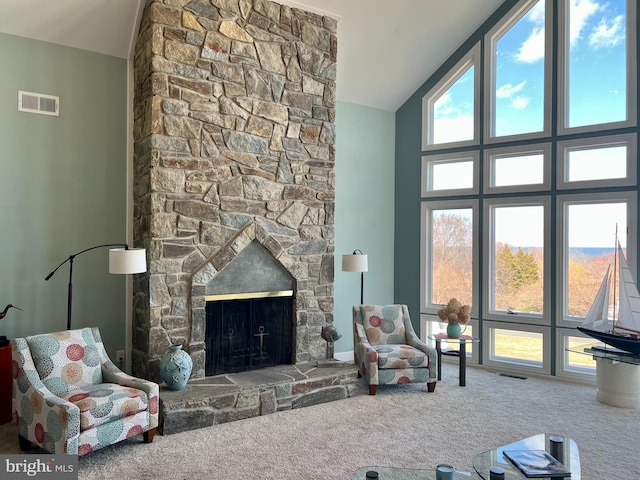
<box><xmin>333</xmin><ymin>350</ymin><xmax>354</xmax><ymax>362</ymax></box>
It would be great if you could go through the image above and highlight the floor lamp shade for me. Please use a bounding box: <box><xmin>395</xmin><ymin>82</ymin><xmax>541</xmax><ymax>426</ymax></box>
<box><xmin>341</xmin><ymin>253</ymin><xmax>368</xmax><ymax>273</ymax></box>
<box><xmin>342</xmin><ymin>250</ymin><xmax>368</xmax><ymax>304</ymax></box>
<box><xmin>109</xmin><ymin>248</ymin><xmax>147</xmax><ymax>274</ymax></box>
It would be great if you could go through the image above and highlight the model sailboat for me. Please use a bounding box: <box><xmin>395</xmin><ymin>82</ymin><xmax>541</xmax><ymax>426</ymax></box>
<box><xmin>577</xmin><ymin>242</ymin><xmax>640</xmax><ymax>355</ymax></box>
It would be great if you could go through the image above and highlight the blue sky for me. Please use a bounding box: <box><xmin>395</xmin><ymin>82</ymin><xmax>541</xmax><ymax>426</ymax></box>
<box><xmin>433</xmin><ymin>0</ymin><xmax>627</xmax><ymax>141</ymax></box>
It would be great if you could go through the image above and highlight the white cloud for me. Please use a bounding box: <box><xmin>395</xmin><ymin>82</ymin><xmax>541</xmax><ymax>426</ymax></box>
<box><xmin>512</xmin><ymin>96</ymin><xmax>530</xmax><ymax>109</ymax></box>
<box><xmin>589</xmin><ymin>15</ymin><xmax>624</xmax><ymax>49</ymax></box>
<box><xmin>516</xmin><ymin>26</ymin><xmax>545</xmax><ymax>63</ymax></box>
<box><xmin>433</xmin><ymin>116</ymin><xmax>474</xmax><ymax>144</ymax></box>
<box><xmin>514</xmin><ymin>2</ymin><xmax>545</xmax><ymax>63</ymax></box>
<box><xmin>434</xmin><ymin>92</ymin><xmax>457</xmax><ymax>117</ymax></box>
<box><xmin>527</xmin><ymin>1</ymin><xmax>545</xmax><ymax>24</ymax></box>
<box><xmin>496</xmin><ymin>81</ymin><xmax>526</xmax><ymax>99</ymax></box>
<box><xmin>609</xmin><ymin>89</ymin><xmax>619</xmax><ymax>95</ymax></box>
<box><xmin>569</xmin><ymin>0</ymin><xmax>600</xmax><ymax>47</ymax></box>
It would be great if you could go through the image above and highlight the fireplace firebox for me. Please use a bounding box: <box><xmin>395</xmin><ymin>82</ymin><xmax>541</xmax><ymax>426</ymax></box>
<box><xmin>205</xmin><ymin>291</ymin><xmax>293</xmax><ymax>376</ymax></box>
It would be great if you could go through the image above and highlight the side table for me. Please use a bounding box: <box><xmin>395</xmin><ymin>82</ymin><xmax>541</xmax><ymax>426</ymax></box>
<box><xmin>0</xmin><ymin>344</ymin><xmax>13</xmax><ymax>424</ymax></box>
<box><xmin>428</xmin><ymin>333</ymin><xmax>479</xmax><ymax>387</ymax></box>
<box><xmin>566</xmin><ymin>344</ymin><xmax>640</xmax><ymax>408</ymax></box>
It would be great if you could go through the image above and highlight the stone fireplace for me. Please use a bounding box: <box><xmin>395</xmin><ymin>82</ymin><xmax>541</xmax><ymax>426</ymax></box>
<box><xmin>131</xmin><ymin>0</ymin><xmax>337</xmax><ymax>383</ymax></box>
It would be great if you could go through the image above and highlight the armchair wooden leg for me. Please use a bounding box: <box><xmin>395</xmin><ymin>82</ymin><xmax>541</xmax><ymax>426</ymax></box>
<box><xmin>143</xmin><ymin>427</ymin><xmax>156</xmax><ymax>444</ymax></box>
<box><xmin>18</xmin><ymin>435</ymin><xmax>32</xmax><ymax>451</ymax></box>
<box><xmin>369</xmin><ymin>385</ymin><xmax>378</xmax><ymax>395</ymax></box>
<box><xmin>427</xmin><ymin>381</ymin><xmax>436</xmax><ymax>393</ymax></box>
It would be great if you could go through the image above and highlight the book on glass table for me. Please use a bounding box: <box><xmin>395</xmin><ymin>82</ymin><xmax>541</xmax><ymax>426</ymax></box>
<box><xmin>503</xmin><ymin>449</ymin><xmax>571</xmax><ymax>478</ymax></box>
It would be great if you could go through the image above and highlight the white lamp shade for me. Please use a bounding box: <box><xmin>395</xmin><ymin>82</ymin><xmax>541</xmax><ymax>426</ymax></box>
<box><xmin>109</xmin><ymin>248</ymin><xmax>147</xmax><ymax>274</ymax></box>
<box><xmin>342</xmin><ymin>253</ymin><xmax>368</xmax><ymax>273</ymax></box>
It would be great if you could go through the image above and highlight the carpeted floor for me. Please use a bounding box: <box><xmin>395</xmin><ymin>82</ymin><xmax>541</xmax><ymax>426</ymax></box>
<box><xmin>1</xmin><ymin>363</ymin><xmax>638</xmax><ymax>479</ymax></box>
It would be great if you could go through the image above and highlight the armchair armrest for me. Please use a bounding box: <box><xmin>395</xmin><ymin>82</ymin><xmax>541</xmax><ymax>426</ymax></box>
<box><xmin>405</xmin><ymin>329</ymin><xmax>437</xmax><ymax>382</ymax></box>
<box><xmin>12</xmin><ymin>338</ymin><xmax>81</xmax><ymax>454</ymax></box>
<box><xmin>101</xmin><ymin>356</ymin><xmax>158</xmax><ymax>396</ymax></box>
<box><xmin>402</xmin><ymin>307</ymin><xmax>437</xmax><ymax>382</ymax></box>
<box><xmin>406</xmin><ymin>330</ymin><xmax>434</xmax><ymax>354</ymax></box>
<box><xmin>97</xmin><ymin>343</ymin><xmax>159</xmax><ymax>430</ymax></box>
<box><xmin>354</xmin><ymin>322</ymin><xmax>378</xmax><ymax>362</ymax></box>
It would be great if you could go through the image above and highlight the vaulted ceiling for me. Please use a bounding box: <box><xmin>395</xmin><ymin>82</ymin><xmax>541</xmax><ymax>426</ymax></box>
<box><xmin>0</xmin><ymin>0</ymin><xmax>504</xmax><ymax>111</ymax></box>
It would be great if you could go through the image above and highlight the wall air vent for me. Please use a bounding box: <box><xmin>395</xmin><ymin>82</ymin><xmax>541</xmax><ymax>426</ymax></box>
<box><xmin>18</xmin><ymin>91</ymin><xmax>59</xmax><ymax>116</ymax></box>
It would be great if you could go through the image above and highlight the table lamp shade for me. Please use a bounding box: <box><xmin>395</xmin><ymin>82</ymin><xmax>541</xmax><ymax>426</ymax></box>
<box><xmin>109</xmin><ymin>248</ymin><xmax>147</xmax><ymax>274</ymax></box>
<box><xmin>342</xmin><ymin>254</ymin><xmax>368</xmax><ymax>273</ymax></box>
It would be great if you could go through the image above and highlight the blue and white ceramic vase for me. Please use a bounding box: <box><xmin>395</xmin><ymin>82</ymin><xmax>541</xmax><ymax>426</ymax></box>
<box><xmin>446</xmin><ymin>322</ymin><xmax>462</xmax><ymax>338</ymax></box>
<box><xmin>159</xmin><ymin>344</ymin><xmax>192</xmax><ymax>391</ymax></box>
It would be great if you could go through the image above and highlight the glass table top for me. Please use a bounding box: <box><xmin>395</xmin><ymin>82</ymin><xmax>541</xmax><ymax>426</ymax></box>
<box><xmin>566</xmin><ymin>342</ymin><xmax>640</xmax><ymax>366</ymax></box>
<box><xmin>428</xmin><ymin>334</ymin><xmax>479</xmax><ymax>344</ymax></box>
<box><xmin>354</xmin><ymin>466</ymin><xmax>475</xmax><ymax>480</ymax></box>
<box><xmin>473</xmin><ymin>433</ymin><xmax>579</xmax><ymax>480</ymax></box>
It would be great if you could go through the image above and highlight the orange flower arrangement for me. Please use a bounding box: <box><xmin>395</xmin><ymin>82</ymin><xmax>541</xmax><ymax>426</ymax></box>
<box><xmin>437</xmin><ymin>298</ymin><xmax>471</xmax><ymax>325</ymax></box>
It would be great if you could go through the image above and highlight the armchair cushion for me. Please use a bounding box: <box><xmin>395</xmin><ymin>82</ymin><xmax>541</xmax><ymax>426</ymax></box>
<box><xmin>361</xmin><ymin>304</ymin><xmax>406</xmax><ymax>345</ymax></box>
<box><xmin>375</xmin><ymin>344</ymin><xmax>429</xmax><ymax>369</ymax></box>
<box><xmin>60</xmin><ymin>383</ymin><xmax>149</xmax><ymax>431</ymax></box>
<box><xmin>26</xmin><ymin>329</ymin><xmax>102</xmax><ymax>395</ymax></box>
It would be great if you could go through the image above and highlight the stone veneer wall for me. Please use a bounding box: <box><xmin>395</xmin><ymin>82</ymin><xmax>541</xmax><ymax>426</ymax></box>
<box><xmin>132</xmin><ymin>0</ymin><xmax>337</xmax><ymax>382</ymax></box>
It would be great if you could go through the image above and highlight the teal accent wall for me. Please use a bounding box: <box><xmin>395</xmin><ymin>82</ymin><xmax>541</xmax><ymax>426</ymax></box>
<box><xmin>334</xmin><ymin>101</ymin><xmax>395</xmax><ymax>354</ymax></box>
<box><xmin>0</xmin><ymin>33</ymin><xmax>128</xmax><ymax>355</ymax></box>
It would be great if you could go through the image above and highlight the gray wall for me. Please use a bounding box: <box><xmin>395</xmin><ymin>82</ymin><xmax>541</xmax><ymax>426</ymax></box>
<box><xmin>0</xmin><ymin>33</ymin><xmax>128</xmax><ymax>356</ymax></box>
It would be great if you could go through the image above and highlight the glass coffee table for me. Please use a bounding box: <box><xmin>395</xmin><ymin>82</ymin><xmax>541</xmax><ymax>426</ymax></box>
<box><xmin>473</xmin><ymin>433</ymin><xmax>580</xmax><ymax>479</ymax></box>
<box><xmin>354</xmin><ymin>466</ymin><xmax>475</xmax><ymax>479</ymax></box>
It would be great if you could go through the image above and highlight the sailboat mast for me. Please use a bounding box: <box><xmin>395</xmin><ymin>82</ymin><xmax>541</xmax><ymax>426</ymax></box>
<box><xmin>612</xmin><ymin>225</ymin><xmax>618</xmax><ymax>330</ymax></box>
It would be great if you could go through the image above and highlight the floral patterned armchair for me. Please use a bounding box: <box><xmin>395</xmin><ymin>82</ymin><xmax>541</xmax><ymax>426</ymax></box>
<box><xmin>12</xmin><ymin>327</ymin><xmax>159</xmax><ymax>455</ymax></box>
<box><xmin>353</xmin><ymin>304</ymin><xmax>437</xmax><ymax>395</ymax></box>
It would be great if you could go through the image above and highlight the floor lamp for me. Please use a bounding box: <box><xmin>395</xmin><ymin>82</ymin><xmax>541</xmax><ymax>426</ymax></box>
<box><xmin>342</xmin><ymin>249</ymin><xmax>368</xmax><ymax>304</ymax></box>
<box><xmin>45</xmin><ymin>244</ymin><xmax>147</xmax><ymax>330</ymax></box>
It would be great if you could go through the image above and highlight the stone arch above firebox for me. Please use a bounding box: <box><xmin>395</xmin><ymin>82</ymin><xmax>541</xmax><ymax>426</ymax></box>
<box><xmin>190</xmin><ymin>216</ymin><xmax>299</xmax><ymax>291</ymax></box>
<box><xmin>188</xmin><ymin>216</ymin><xmax>319</xmax><ymax>379</ymax></box>
<box><xmin>204</xmin><ymin>240</ymin><xmax>295</xmax><ymax>295</ymax></box>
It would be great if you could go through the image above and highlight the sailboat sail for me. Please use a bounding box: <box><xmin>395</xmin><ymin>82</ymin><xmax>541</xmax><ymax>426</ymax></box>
<box><xmin>615</xmin><ymin>243</ymin><xmax>640</xmax><ymax>333</ymax></box>
<box><xmin>578</xmin><ymin>242</ymin><xmax>640</xmax><ymax>355</ymax></box>
<box><xmin>582</xmin><ymin>264</ymin><xmax>611</xmax><ymax>330</ymax></box>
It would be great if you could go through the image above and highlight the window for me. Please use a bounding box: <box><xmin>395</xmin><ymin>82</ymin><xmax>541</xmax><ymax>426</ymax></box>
<box><xmin>556</xmin><ymin>192</ymin><xmax>636</xmax><ymax>326</ymax></box>
<box><xmin>422</xmin><ymin>44</ymin><xmax>480</xmax><ymax>150</ymax></box>
<box><xmin>484</xmin><ymin>144</ymin><xmax>551</xmax><ymax>193</ymax></box>
<box><xmin>557</xmin><ymin>134</ymin><xmax>637</xmax><ymax>189</ymax></box>
<box><xmin>483</xmin><ymin>321</ymin><xmax>551</xmax><ymax>374</ymax></box>
<box><xmin>419</xmin><ymin>0</ymin><xmax>637</xmax><ymax>380</ymax></box>
<box><xmin>421</xmin><ymin>201</ymin><xmax>478</xmax><ymax>314</ymax></box>
<box><xmin>484</xmin><ymin>0</ymin><xmax>551</xmax><ymax>142</ymax></box>
<box><xmin>555</xmin><ymin>330</ymin><xmax>598</xmax><ymax>380</ymax></box>
<box><xmin>484</xmin><ymin>197</ymin><xmax>550</xmax><ymax>324</ymax></box>
<box><xmin>422</xmin><ymin>152</ymin><xmax>479</xmax><ymax>196</ymax></box>
<box><xmin>558</xmin><ymin>0</ymin><xmax>637</xmax><ymax>134</ymax></box>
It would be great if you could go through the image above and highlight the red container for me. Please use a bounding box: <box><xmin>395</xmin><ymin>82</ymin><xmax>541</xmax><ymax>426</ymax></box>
<box><xmin>0</xmin><ymin>345</ymin><xmax>12</xmax><ymax>424</ymax></box>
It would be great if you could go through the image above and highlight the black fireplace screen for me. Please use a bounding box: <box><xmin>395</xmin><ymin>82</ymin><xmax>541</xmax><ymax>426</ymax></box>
<box><xmin>205</xmin><ymin>293</ymin><xmax>293</xmax><ymax>376</ymax></box>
